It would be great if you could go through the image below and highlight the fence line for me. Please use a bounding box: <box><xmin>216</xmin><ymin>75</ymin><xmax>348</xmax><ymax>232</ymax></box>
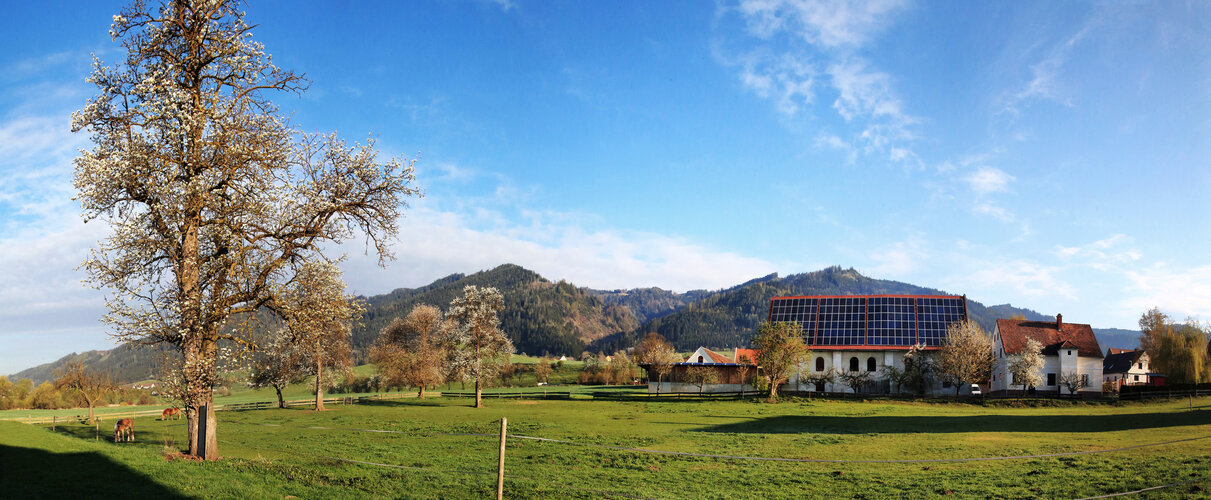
<box><xmin>231</xmin><ymin>440</ymin><xmax>659</xmax><ymax>500</ymax></box>
<box><xmin>214</xmin><ymin>419</ymin><xmax>1211</xmax><ymax>465</ymax></box>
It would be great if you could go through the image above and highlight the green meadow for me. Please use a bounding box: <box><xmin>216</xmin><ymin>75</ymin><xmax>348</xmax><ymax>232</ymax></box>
<box><xmin>2</xmin><ymin>395</ymin><xmax>1209</xmax><ymax>498</ymax></box>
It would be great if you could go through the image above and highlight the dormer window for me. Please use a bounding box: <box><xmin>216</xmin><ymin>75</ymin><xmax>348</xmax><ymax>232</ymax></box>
<box><xmin>698</xmin><ymin>355</ymin><xmax>704</xmax><ymax>363</ymax></box>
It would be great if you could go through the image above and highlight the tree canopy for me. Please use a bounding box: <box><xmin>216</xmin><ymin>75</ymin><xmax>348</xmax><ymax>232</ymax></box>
<box><xmin>72</xmin><ymin>0</ymin><xmax>417</xmax><ymax>459</ymax></box>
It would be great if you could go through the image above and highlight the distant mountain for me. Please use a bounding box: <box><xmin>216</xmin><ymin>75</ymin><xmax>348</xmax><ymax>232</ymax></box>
<box><xmin>1092</xmin><ymin>328</ymin><xmax>1142</xmax><ymax>353</ymax></box>
<box><xmin>10</xmin><ymin>343</ymin><xmax>175</xmax><ymax>386</ymax></box>
<box><xmin>354</xmin><ymin>264</ymin><xmax>638</xmax><ymax>357</ymax></box>
<box><xmin>8</xmin><ymin>263</ymin><xmax>1142</xmax><ymax>383</ymax></box>
<box><xmin>592</xmin><ymin>266</ymin><xmax>1069</xmax><ymax>352</ymax></box>
<box><xmin>586</xmin><ymin>287</ymin><xmax>713</xmax><ymax>324</ymax></box>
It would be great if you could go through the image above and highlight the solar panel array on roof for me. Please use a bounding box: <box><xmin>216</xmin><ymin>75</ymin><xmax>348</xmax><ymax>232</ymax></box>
<box><xmin>767</xmin><ymin>295</ymin><xmax>967</xmax><ymax>348</ymax></box>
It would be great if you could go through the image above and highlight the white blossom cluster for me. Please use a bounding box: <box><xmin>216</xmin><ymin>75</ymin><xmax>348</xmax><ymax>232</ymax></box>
<box><xmin>443</xmin><ymin>286</ymin><xmax>515</xmax><ymax>384</ymax></box>
<box><xmin>70</xmin><ymin>0</ymin><xmax>419</xmax><ymax>432</ymax></box>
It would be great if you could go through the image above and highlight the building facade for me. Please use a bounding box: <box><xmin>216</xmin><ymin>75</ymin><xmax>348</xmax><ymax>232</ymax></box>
<box><xmin>767</xmin><ymin>294</ymin><xmax>976</xmax><ymax>395</ymax></box>
<box><xmin>1102</xmin><ymin>349</ymin><xmax>1154</xmax><ymax>389</ymax></box>
<box><xmin>990</xmin><ymin>315</ymin><xmax>1104</xmax><ymax>395</ymax></box>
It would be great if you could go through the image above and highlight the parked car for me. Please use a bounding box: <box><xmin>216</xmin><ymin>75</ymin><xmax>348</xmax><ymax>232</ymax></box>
<box><xmin>969</xmin><ymin>384</ymin><xmax>982</xmax><ymax>396</ymax></box>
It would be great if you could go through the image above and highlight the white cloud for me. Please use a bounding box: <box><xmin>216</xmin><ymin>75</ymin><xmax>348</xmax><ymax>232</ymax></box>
<box><xmin>719</xmin><ymin>0</ymin><xmax>917</xmax><ymax>164</ymax></box>
<box><xmin>738</xmin><ymin>0</ymin><xmax>908</xmax><ymax>48</ymax></box>
<box><xmin>1122</xmin><ymin>263</ymin><xmax>1211</xmax><ymax>321</ymax></box>
<box><xmin>337</xmin><ymin>202</ymin><xmax>780</xmax><ymax>296</ymax></box>
<box><xmin>964</xmin><ymin>166</ymin><xmax>1014</xmax><ymax>194</ymax></box>
<box><xmin>973</xmin><ymin>202</ymin><xmax>1014</xmax><ymax>222</ymax></box>
<box><xmin>868</xmin><ymin>238</ymin><xmax>924</xmax><ymax>278</ymax></box>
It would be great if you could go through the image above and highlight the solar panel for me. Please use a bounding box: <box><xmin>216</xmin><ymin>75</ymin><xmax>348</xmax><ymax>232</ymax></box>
<box><xmin>767</xmin><ymin>295</ymin><xmax>966</xmax><ymax>348</ymax></box>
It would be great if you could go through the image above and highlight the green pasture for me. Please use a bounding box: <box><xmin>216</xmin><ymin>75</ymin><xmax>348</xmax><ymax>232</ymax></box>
<box><xmin>3</xmin><ymin>396</ymin><xmax>1210</xmax><ymax>498</ymax></box>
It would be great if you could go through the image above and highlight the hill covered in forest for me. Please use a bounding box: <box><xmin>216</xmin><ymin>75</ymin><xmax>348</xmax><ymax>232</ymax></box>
<box><xmin>8</xmin><ymin>264</ymin><xmax>1141</xmax><ymax>383</ymax></box>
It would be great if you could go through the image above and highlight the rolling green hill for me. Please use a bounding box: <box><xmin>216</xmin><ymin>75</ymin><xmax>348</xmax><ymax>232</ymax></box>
<box><xmin>8</xmin><ymin>264</ymin><xmax>1141</xmax><ymax>383</ymax></box>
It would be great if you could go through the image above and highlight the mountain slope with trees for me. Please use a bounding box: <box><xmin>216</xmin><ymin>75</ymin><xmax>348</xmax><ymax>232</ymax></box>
<box><xmin>9</xmin><ymin>264</ymin><xmax>1142</xmax><ymax>383</ymax></box>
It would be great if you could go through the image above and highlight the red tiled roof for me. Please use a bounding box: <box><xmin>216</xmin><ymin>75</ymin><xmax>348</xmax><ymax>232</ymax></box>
<box><xmin>1107</xmin><ymin>348</ymin><xmax>1133</xmax><ymax>355</ymax></box>
<box><xmin>733</xmin><ymin>348</ymin><xmax>760</xmax><ymax>365</ymax></box>
<box><xmin>702</xmin><ymin>348</ymin><xmax>733</xmax><ymax>364</ymax></box>
<box><xmin>996</xmin><ymin>318</ymin><xmax>1103</xmax><ymax>358</ymax></box>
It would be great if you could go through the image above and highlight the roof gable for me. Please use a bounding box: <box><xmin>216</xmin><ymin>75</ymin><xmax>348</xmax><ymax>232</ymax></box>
<box><xmin>996</xmin><ymin>318</ymin><xmax>1103</xmax><ymax>358</ymax></box>
<box><xmin>1103</xmin><ymin>349</ymin><xmax>1145</xmax><ymax>374</ymax></box>
<box><xmin>685</xmin><ymin>347</ymin><xmax>734</xmax><ymax>364</ymax></box>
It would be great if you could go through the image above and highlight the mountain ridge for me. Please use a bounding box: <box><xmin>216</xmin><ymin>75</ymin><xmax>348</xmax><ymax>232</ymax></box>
<box><xmin>9</xmin><ymin>264</ymin><xmax>1142</xmax><ymax>384</ymax></box>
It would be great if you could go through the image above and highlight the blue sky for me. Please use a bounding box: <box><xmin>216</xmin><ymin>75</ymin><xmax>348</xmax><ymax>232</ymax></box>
<box><xmin>2</xmin><ymin>1</ymin><xmax>1209</xmax><ymax>375</ymax></box>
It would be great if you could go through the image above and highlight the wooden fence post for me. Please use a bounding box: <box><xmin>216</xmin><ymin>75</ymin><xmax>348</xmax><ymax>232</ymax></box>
<box><xmin>52</xmin><ymin>415</ymin><xmax>56</xmax><ymax>431</ymax></box>
<box><xmin>497</xmin><ymin>417</ymin><xmax>507</xmax><ymax>500</ymax></box>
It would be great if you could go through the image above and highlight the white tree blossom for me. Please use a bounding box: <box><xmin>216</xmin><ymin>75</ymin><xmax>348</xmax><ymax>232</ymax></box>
<box><xmin>72</xmin><ymin>0</ymin><xmax>418</xmax><ymax>459</ymax></box>
<box><xmin>445</xmin><ymin>286</ymin><xmax>514</xmax><ymax>408</ymax></box>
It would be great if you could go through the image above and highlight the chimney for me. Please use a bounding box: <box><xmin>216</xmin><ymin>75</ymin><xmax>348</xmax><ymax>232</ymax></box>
<box><xmin>1056</xmin><ymin>313</ymin><xmax>1063</xmax><ymax>330</ymax></box>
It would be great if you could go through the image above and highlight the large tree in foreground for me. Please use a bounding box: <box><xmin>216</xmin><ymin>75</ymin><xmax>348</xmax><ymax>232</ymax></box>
<box><xmin>752</xmin><ymin>321</ymin><xmax>811</xmax><ymax>401</ymax></box>
<box><xmin>445</xmin><ymin>286</ymin><xmax>514</xmax><ymax>408</ymax></box>
<box><xmin>936</xmin><ymin>320</ymin><xmax>994</xmax><ymax>396</ymax></box>
<box><xmin>72</xmin><ymin>0</ymin><xmax>418</xmax><ymax>459</ymax></box>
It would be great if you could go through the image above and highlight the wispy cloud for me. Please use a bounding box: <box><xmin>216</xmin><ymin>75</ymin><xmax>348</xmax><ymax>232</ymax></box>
<box><xmin>965</xmin><ymin>166</ymin><xmax>1014</xmax><ymax>194</ymax></box>
<box><xmin>717</xmin><ymin>0</ymin><xmax>917</xmax><ymax>164</ymax></box>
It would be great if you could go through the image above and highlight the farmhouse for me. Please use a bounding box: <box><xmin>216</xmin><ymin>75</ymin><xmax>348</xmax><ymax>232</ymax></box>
<box><xmin>990</xmin><ymin>315</ymin><xmax>1104</xmax><ymax>395</ymax></box>
<box><xmin>767</xmin><ymin>294</ymin><xmax>975</xmax><ymax>395</ymax></box>
<box><xmin>1103</xmin><ymin>348</ymin><xmax>1158</xmax><ymax>389</ymax></box>
<box><xmin>647</xmin><ymin>347</ymin><xmax>758</xmax><ymax>393</ymax></box>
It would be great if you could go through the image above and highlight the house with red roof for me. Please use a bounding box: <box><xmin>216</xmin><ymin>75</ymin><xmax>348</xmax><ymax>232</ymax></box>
<box><xmin>644</xmin><ymin>347</ymin><xmax>758</xmax><ymax>393</ymax></box>
<box><xmin>990</xmin><ymin>314</ymin><xmax>1104</xmax><ymax>395</ymax></box>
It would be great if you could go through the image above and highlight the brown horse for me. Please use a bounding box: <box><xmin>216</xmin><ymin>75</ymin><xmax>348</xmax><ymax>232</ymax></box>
<box><xmin>113</xmin><ymin>418</ymin><xmax>134</xmax><ymax>443</ymax></box>
<box><xmin>161</xmin><ymin>407</ymin><xmax>181</xmax><ymax>421</ymax></box>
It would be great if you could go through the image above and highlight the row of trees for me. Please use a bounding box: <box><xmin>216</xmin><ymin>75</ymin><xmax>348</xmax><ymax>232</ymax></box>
<box><xmin>1139</xmin><ymin>307</ymin><xmax>1211</xmax><ymax>384</ymax></box>
<box><xmin>369</xmin><ymin>286</ymin><xmax>514</xmax><ymax>408</ymax></box>
<box><xmin>0</xmin><ymin>364</ymin><xmax>154</xmax><ymax>415</ymax></box>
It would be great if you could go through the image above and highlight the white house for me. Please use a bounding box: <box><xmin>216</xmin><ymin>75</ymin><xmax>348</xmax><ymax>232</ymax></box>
<box><xmin>1103</xmin><ymin>349</ymin><xmax>1154</xmax><ymax>388</ymax></box>
<box><xmin>990</xmin><ymin>314</ymin><xmax>1104</xmax><ymax>395</ymax></box>
<box><xmin>768</xmin><ymin>294</ymin><xmax>980</xmax><ymax>395</ymax></box>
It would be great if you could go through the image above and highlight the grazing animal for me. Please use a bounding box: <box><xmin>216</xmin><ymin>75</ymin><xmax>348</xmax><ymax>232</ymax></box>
<box><xmin>161</xmin><ymin>407</ymin><xmax>181</xmax><ymax>421</ymax></box>
<box><xmin>113</xmin><ymin>418</ymin><xmax>134</xmax><ymax>443</ymax></box>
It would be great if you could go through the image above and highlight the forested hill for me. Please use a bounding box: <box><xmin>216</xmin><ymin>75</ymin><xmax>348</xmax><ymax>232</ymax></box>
<box><xmin>591</xmin><ymin>266</ymin><xmax>1073</xmax><ymax>353</ymax></box>
<box><xmin>353</xmin><ymin>264</ymin><xmax>640</xmax><ymax>357</ymax></box>
<box><xmin>9</xmin><ymin>264</ymin><xmax>1142</xmax><ymax>382</ymax></box>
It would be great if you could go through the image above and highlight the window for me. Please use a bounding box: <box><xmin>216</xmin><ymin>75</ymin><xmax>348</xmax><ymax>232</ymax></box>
<box><xmin>1133</xmin><ymin>375</ymin><xmax>1139</xmax><ymax>382</ymax></box>
<box><xmin>849</xmin><ymin>357</ymin><xmax>859</xmax><ymax>372</ymax></box>
<box><xmin>1138</xmin><ymin>362</ymin><xmax>1143</xmax><ymax>369</ymax></box>
<box><xmin>1047</xmin><ymin>373</ymin><xmax>1056</xmax><ymax>386</ymax></box>
<box><xmin>866</xmin><ymin>357</ymin><xmax>876</xmax><ymax>372</ymax></box>
<box><xmin>1067</xmin><ymin>350</ymin><xmax>1072</xmax><ymax>355</ymax></box>
<box><xmin>1081</xmin><ymin>374</ymin><xmax>1089</xmax><ymax>387</ymax></box>
<box><xmin>815</xmin><ymin>357</ymin><xmax>825</xmax><ymax>372</ymax></box>
<box><xmin>698</xmin><ymin>356</ymin><xmax>704</xmax><ymax>363</ymax></box>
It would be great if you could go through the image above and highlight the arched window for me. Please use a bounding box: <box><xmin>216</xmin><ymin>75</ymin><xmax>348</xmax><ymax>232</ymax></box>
<box><xmin>815</xmin><ymin>357</ymin><xmax>825</xmax><ymax>372</ymax></box>
<box><xmin>867</xmin><ymin>357</ymin><xmax>876</xmax><ymax>372</ymax></box>
<box><xmin>698</xmin><ymin>355</ymin><xmax>704</xmax><ymax>363</ymax></box>
<box><xmin>849</xmin><ymin>357</ymin><xmax>859</xmax><ymax>372</ymax></box>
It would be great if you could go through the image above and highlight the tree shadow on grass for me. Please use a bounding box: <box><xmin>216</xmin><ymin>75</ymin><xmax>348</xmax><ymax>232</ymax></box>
<box><xmin>0</xmin><ymin>444</ymin><xmax>185</xmax><ymax>498</ymax></box>
<box><xmin>356</xmin><ymin>398</ymin><xmax>455</xmax><ymax>408</ymax></box>
<box><xmin>694</xmin><ymin>410</ymin><xmax>1211</xmax><ymax>434</ymax></box>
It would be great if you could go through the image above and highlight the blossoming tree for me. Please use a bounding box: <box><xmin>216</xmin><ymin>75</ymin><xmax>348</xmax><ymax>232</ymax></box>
<box><xmin>72</xmin><ymin>0</ymin><xmax>418</xmax><ymax>459</ymax></box>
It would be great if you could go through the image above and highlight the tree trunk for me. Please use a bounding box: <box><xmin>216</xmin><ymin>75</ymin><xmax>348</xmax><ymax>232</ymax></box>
<box><xmin>314</xmin><ymin>351</ymin><xmax>325</xmax><ymax>411</ymax></box>
<box><xmin>475</xmin><ymin>376</ymin><xmax>483</xmax><ymax>408</ymax></box>
<box><xmin>87</xmin><ymin>400</ymin><xmax>94</xmax><ymax>423</ymax></box>
<box><xmin>767</xmin><ymin>378</ymin><xmax>777</xmax><ymax>401</ymax></box>
<box><xmin>275</xmin><ymin>386</ymin><xmax>284</xmax><ymax>408</ymax></box>
<box><xmin>418</xmin><ymin>385</ymin><xmax>425</xmax><ymax>398</ymax></box>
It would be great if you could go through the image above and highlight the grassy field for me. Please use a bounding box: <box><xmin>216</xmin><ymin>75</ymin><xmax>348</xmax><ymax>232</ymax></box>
<box><xmin>3</xmin><ymin>395</ymin><xmax>1210</xmax><ymax>498</ymax></box>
